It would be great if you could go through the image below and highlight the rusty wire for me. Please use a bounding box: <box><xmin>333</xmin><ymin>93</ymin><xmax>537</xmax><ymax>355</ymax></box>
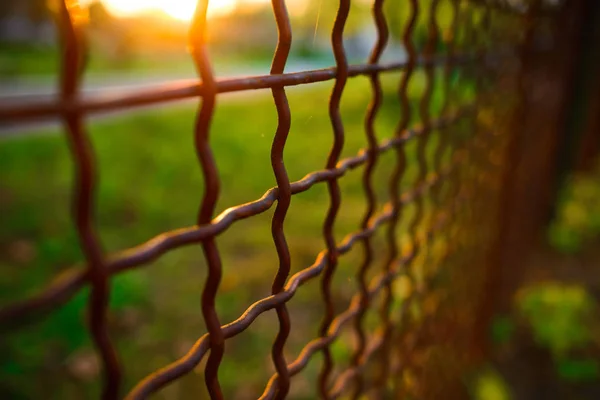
<box><xmin>349</xmin><ymin>0</ymin><xmax>389</xmax><ymax>396</ymax></box>
<box><xmin>0</xmin><ymin>0</ymin><xmax>557</xmax><ymax>399</ymax></box>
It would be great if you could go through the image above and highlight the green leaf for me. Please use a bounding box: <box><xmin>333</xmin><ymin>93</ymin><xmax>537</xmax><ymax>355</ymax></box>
<box><xmin>557</xmin><ymin>358</ymin><xmax>600</xmax><ymax>383</ymax></box>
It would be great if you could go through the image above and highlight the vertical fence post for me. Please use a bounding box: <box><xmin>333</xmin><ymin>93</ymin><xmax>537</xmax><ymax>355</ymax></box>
<box><xmin>474</xmin><ymin>0</ymin><xmax>541</xmax><ymax>358</ymax></box>
<box><xmin>551</xmin><ymin>0</ymin><xmax>600</xmax><ymax>207</ymax></box>
<box><xmin>476</xmin><ymin>0</ymin><xmax>595</xmax><ymax>358</ymax></box>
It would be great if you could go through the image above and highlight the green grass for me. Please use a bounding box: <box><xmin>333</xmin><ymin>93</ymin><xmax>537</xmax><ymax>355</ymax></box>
<box><xmin>0</xmin><ymin>43</ymin><xmax>234</xmax><ymax>77</ymax></box>
<box><xmin>548</xmin><ymin>159</ymin><xmax>600</xmax><ymax>254</ymax></box>
<box><xmin>471</xmin><ymin>368</ymin><xmax>511</xmax><ymax>400</ymax></box>
<box><xmin>0</xmin><ymin>44</ymin><xmax>60</xmax><ymax>77</ymax></box>
<box><xmin>0</xmin><ymin>71</ymin><xmax>473</xmax><ymax>398</ymax></box>
<box><xmin>515</xmin><ymin>281</ymin><xmax>600</xmax><ymax>384</ymax></box>
<box><xmin>517</xmin><ymin>282</ymin><xmax>596</xmax><ymax>358</ymax></box>
<box><xmin>0</xmin><ymin>43</ymin><xmax>326</xmax><ymax>79</ymax></box>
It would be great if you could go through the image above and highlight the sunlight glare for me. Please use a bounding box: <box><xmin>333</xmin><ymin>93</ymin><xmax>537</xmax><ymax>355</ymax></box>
<box><xmin>100</xmin><ymin>0</ymin><xmax>240</xmax><ymax>21</ymax></box>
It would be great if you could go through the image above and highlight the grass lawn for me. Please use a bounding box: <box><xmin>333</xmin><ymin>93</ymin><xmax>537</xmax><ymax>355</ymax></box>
<box><xmin>0</xmin><ymin>70</ymin><xmax>472</xmax><ymax>399</ymax></box>
<box><xmin>0</xmin><ymin>43</ymin><xmax>329</xmax><ymax>79</ymax></box>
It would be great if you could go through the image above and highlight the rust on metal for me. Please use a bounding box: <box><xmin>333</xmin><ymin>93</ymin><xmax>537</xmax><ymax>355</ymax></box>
<box><xmin>350</xmin><ymin>0</ymin><xmax>389</xmax><ymax>397</ymax></box>
<box><xmin>0</xmin><ymin>0</ymin><xmax>563</xmax><ymax>399</ymax></box>
<box><xmin>268</xmin><ymin>0</ymin><xmax>293</xmax><ymax>398</ymax></box>
<box><xmin>0</xmin><ymin>53</ymin><xmax>493</xmax><ymax>126</ymax></box>
<box><xmin>57</xmin><ymin>1</ymin><xmax>121</xmax><ymax>399</ymax></box>
<box><xmin>316</xmin><ymin>0</ymin><xmax>350</xmax><ymax>397</ymax></box>
<box><xmin>189</xmin><ymin>0</ymin><xmax>226</xmax><ymax>398</ymax></box>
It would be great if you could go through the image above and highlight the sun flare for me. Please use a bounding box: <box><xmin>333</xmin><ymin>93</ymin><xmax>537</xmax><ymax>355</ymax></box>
<box><xmin>100</xmin><ymin>0</ymin><xmax>239</xmax><ymax>21</ymax></box>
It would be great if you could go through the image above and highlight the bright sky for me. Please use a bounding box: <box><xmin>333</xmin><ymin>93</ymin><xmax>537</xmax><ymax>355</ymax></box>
<box><xmin>99</xmin><ymin>0</ymin><xmax>270</xmax><ymax>21</ymax></box>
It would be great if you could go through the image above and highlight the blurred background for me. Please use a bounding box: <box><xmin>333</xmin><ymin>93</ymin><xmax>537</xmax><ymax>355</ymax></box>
<box><xmin>0</xmin><ymin>0</ymin><xmax>599</xmax><ymax>399</ymax></box>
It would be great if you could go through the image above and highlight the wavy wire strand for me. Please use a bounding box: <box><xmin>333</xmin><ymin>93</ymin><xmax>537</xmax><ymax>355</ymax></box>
<box><xmin>392</xmin><ymin>0</ymin><xmax>420</xmax><ymax>396</ymax></box>
<box><xmin>379</xmin><ymin>0</ymin><xmax>420</xmax><ymax>392</ymax></box>
<box><xmin>256</xmin><ymin>108</ymin><xmax>474</xmax><ymax>400</ymax></box>
<box><xmin>268</xmin><ymin>0</ymin><xmax>293</xmax><ymax>398</ymax></box>
<box><xmin>413</xmin><ymin>0</ymin><xmax>440</xmax><ymax>292</ymax></box>
<box><xmin>258</xmin><ymin>149</ymin><xmax>465</xmax><ymax>400</ymax></box>
<box><xmin>0</xmin><ymin>1</ymin><xmax>556</xmax><ymax>399</ymax></box>
<box><xmin>326</xmin><ymin>130</ymin><xmax>481</xmax><ymax>399</ymax></box>
<box><xmin>440</xmin><ymin>0</ymin><xmax>461</xmax><ymax>221</ymax></box>
<box><xmin>57</xmin><ymin>1</ymin><xmax>121</xmax><ymax>398</ymax></box>
<box><xmin>317</xmin><ymin>0</ymin><xmax>350</xmax><ymax>397</ymax></box>
<box><xmin>430</xmin><ymin>0</ymin><xmax>459</xmax><ymax>227</ymax></box>
<box><xmin>396</xmin><ymin>1</ymin><xmax>441</xmax><ymax>393</ymax></box>
<box><xmin>421</xmin><ymin>0</ymin><xmax>462</xmax><ymax>321</ymax></box>
<box><xmin>0</xmin><ymin>108</ymin><xmax>472</xmax><ymax>332</ymax></box>
<box><xmin>443</xmin><ymin>1</ymin><xmax>473</xmax><ymax>268</ymax></box>
<box><xmin>350</xmin><ymin>0</ymin><xmax>389</xmax><ymax>397</ymax></box>
<box><xmin>189</xmin><ymin>0</ymin><xmax>225</xmax><ymax>397</ymax></box>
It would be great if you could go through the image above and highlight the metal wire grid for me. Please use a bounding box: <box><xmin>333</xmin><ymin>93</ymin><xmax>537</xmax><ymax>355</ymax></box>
<box><xmin>0</xmin><ymin>0</ymin><xmax>554</xmax><ymax>399</ymax></box>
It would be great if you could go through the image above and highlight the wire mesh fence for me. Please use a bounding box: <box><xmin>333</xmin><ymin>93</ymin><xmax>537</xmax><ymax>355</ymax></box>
<box><xmin>0</xmin><ymin>0</ymin><xmax>568</xmax><ymax>399</ymax></box>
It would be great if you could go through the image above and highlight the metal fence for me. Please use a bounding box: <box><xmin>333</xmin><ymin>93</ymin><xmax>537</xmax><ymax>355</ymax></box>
<box><xmin>0</xmin><ymin>0</ymin><xmax>574</xmax><ymax>399</ymax></box>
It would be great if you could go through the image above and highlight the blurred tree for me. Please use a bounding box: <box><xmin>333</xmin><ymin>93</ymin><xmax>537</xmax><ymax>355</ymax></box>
<box><xmin>86</xmin><ymin>0</ymin><xmax>135</xmax><ymax>68</ymax></box>
<box><xmin>292</xmin><ymin>0</ymin><xmax>371</xmax><ymax>39</ymax></box>
<box><xmin>290</xmin><ymin>0</ymin><xmax>443</xmax><ymax>53</ymax></box>
<box><xmin>0</xmin><ymin>1</ymin><xmax>14</xmax><ymax>19</ymax></box>
<box><xmin>27</xmin><ymin>0</ymin><xmax>49</xmax><ymax>23</ymax></box>
<box><xmin>384</xmin><ymin>0</ymin><xmax>453</xmax><ymax>50</ymax></box>
<box><xmin>0</xmin><ymin>0</ymin><xmax>50</xmax><ymax>22</ymax></box>
<box><xmin>87</xmin><ymin>0</ymin><xmax>112</xmax><ymax>27</ymax></box>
